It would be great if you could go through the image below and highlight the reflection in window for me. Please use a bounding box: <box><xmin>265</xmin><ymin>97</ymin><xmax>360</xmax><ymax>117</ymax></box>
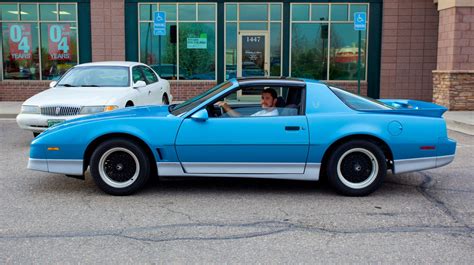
<box><xmin>291</xmin><ymin>23</ymin><xmax>328</xmax><ymax>80</ymax></box>
<box><xmin>239</xmin><ymin>4</ymin><xmax>267</xmax><ymax>21</ymax></box>
<box><xmin>270</xmin><ymin>23</ymin><xmax>281</xmax><ymax>76</ymax></box>
<box><xmin>330</xmin><ymin>24</ymin><xmax>366</xmax><ymax>80</ymax></box>
<box><xmin>226</xmin><ymin>22</ymin><xmax>237</xmax><ymax>79</ymax></box>
<box><xmin>140</xmin><ymin>22</ymin><xmax>177</xmax><ymax>79</ymax></box>
<box><xmin>139</xmin><ymin>3</ymin><xmax>217</xmax><ymax>80</ymax></box>
<box><xmin>290</xmin><ymin>3</ymin><xmax>368</xmax><ymax>81</ymax></box>
<box><xmin>179</xmin><ymin>23</ymin><xmax>215</xmax><ymax>80</ymax></box>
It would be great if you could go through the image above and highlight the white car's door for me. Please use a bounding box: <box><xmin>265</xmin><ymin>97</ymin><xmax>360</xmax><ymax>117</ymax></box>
<box><xmin>131</xmin><ymin>66</ymin><xmax>150</xmax><ymax>106</ymax></box>
<box><xmin>141</xmin><ymin>65</ymin><xmax>164</xmax><ymax>105</ymax></box>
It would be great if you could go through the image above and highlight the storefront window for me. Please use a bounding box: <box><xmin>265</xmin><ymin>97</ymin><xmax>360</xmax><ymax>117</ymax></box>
<box><xmin>290</xmin><ymin>3</ymin><xmax>368</xmax><ymax>81</ymax></box>
<box><xmin>1</xmin><ymin>3</ymin><xmax>78</xmax><ymax>80</ymax></box>
<box><xmin>139</xmin><ymin>3</ymin><xmax>216</xmax><ymax>80</ymax></box>
<box><xmin>291</xmin><ymin>23</ymin><xmax>328</xmax><ymax>80</ymax></box>
<box><xmin>330</xmin><ymin>23</ymin><xmax>366</xmax><ymax>80</ymax></box>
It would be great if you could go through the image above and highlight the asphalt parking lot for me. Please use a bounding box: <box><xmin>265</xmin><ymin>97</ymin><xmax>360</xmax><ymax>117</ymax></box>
<box><xmin>0</xmin><ymin>119</ymin><xmax>473</xmax><ymax>263</ymax></box>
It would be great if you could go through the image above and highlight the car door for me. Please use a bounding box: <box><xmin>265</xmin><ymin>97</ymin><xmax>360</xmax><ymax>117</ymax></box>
<box><xmin>140</xmin><ymin>66</ymin><xmax>163</xmax><ymax>105</ymax></box>
<box><xmin>131</xmin><ymin>66</ymin><xmax>149</xmax><ymax>105</ymax></box>
<box><xmin>175</xmin><ymin>87</ymin><xmax>309</xmax><ymax>174</ymax></box>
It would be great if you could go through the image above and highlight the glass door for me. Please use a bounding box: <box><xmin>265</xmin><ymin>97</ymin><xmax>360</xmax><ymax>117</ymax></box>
<box><xmin>237</xmin><ymin>31</ymin><xmax>269</xmax><ymax>78</ymax></box>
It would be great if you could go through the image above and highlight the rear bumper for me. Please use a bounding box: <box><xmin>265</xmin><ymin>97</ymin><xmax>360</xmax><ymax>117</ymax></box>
<box><xmin>393</xmin><ymin>155</ymin><xmax>455</xmax><ymax>174</ymax></box>
<box><xmin>27</xmin><ymin>158</ymin><xmax>84</xmax><ymax>175</ymax></box>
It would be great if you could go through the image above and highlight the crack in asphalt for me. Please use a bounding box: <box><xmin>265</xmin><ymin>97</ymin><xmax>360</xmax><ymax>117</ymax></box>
<box><xmin>416</xmin><ymin>172</ymin><xmax>472</xmax><ymax>230</ymax></box>
<box><xmin>158</xmin><ymin>202</ymin><xmax>194</xmax><ymax>222</ymax></box>
<box><xmin>0</xmin><ymin>220</ymin><xmax>471</xmax><ymax>243</ymax></box>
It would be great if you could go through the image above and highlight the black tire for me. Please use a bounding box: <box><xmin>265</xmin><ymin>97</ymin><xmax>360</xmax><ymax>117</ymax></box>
<box><xmin>327</xmin><ymin>140</ymin><xmax>386</xmax><ymax>196</ymax></box>
<box><xmin>125</xmin><ymin>101</ymin><xmax>134</xmax><ymax>107</ymax></box>
<box><xmin>33</xmin><ymin>132</ymin><xmax>40</xmax><ymax>137</ymax></box>
<box><xmin>90</xmin><ymin>138</ymin><xmax>150</xmax><ymax>195</ymax></box>
<box><xmin>162</xmin><ymin>94</ymin><xmax>169</xmax><ymax>105</ymax></box>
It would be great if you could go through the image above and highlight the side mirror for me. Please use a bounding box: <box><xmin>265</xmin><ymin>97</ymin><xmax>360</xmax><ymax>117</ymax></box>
<box><xmin>190</xmin><ymin>109</ymin><xmax>208</xmax><ymax>122</ymax></box>
<box><xmin>49</xmin><ymin>81</ymin><xmax>57</xmax><ymax>88</ymax></box>
<box><xmin>133</xmin><ymin>80</ymin><xmax>147</xmax><ymax>88</ymax></box>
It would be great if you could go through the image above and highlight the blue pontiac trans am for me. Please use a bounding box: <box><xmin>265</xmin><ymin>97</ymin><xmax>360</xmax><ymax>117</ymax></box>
<box><xmin>28</xmin><ymin>78</ymin><xmax>456</xmax><ymax>196</ymax></box>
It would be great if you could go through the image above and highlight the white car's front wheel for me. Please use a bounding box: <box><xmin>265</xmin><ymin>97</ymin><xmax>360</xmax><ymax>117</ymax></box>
<box><xmin>90</xmin><ymin>138</ymin><xmax>150</xmax><ymax>195</ymax></box>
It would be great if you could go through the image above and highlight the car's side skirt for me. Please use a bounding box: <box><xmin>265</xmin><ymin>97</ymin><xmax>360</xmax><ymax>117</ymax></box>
<box><xmin>156</xmin><ymin>162</ymin><xmax>321</xmax><ymax>181</ymax></box>
<box><xmin>393</xmin><ymin>155</ymin><xmax>455</xmax><ymax>174</ymax></box>
<box><xmin>28</xmin><ymin>158</ymin><xmax>83</xmax><ymax>175</ymax></box>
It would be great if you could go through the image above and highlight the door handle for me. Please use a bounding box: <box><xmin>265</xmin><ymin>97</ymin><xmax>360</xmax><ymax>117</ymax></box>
<box><xmin>285</xmin><ymin>126</ymin><xmax>300</xmax><ymax>131</ymax></box>
<box><xmin>148</xmin><ymin>90</ymin><xmax>151</xmax><ymax>95</ymax></box>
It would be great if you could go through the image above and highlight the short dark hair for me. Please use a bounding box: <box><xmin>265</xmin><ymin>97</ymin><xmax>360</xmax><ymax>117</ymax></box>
<box><xmin>262</xmin><ymin>88</ymin><xmax>277</xmax><ymax>100</ymax></box>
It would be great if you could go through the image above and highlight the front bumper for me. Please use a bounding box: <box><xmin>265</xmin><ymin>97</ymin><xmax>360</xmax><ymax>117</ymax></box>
<box><xmin>16</xmin><ymin>113</ymin><xmax>86</xmax><ymax>133</ymax></box>
<box><xmin>27</xmin><ymin>158</ymin><xmax>84</xmax><ymax>175</ymax></box>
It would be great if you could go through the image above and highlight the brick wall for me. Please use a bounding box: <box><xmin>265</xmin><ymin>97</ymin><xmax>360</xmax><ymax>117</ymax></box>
<box><xmin>170</xmin><ymin>81</ymin><xmax>217</xmax><ymax>101</ymax></box>
<box><xmin>437</xmin><ymin>7</ymin><xmax>474</xmax><ymax>71</ymax></box>
<box><xmin>380</xmin><ymin>0</ymin><xmax>439</xmax><ymax>101</ymax></box>
<box><xmin>90</xmin><ymin>0</ymin><xmax>125</xmax><ymax>61</ymax></box>
<box><xmin>0</xmin><ymin>81</ymin><xmax>50</xmax><ymax>101</ymax></box>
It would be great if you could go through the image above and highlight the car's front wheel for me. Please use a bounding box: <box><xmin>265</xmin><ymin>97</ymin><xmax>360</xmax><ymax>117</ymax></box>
<box><xmin>90</xmin><ymin>139</ymin><xmax>150</xmax><ymax>195</ymax></box>
<box><xmin>327</xmin><ymin>140</ymin><xmax>386</xmax><ymax>196</ymax></box>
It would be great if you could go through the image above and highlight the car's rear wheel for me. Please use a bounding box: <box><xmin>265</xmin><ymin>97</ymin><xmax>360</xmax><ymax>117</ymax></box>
<box><xmin>327</xmin><ymin>140</ymin><xmax>386</xmax><ymax>196</ymax></box>
<box><xmin>90</xmin><ymin>139</ymin><xmax>150</xmax><ymax>195</ymax></box>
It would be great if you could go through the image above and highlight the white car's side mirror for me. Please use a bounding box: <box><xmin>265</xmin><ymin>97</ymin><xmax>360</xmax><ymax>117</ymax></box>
<box><xmin>49</xmin><ymin>81</ymin><xmax>57</xmax><ymax>88</ymax></box>
<box><xmin>133</xmin><ymin>81</ymin><xmax>147</xmax><ymax>88</ymax></box>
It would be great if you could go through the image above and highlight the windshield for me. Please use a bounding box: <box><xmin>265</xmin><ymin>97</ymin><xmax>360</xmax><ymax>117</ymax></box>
<box><xmin>170</xmin><ymin>81</ymin><xmax>233</xmax><ymax>116</ymax></box>
<box><xmin>57</xmin><ymin>66</ymin><xmax>130</xmax><ymax>87</ymax></box>
<box><xmin>329</xmin><ymin>86</ymin><xmax>394</xmax><ymax>110</ymax></box>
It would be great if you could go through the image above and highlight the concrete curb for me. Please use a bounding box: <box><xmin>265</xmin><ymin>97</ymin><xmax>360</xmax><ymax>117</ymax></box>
<box><xmin>446</xmin><ymin>119</ymin><xmax>474</xmax><ymax>136</ymax></box>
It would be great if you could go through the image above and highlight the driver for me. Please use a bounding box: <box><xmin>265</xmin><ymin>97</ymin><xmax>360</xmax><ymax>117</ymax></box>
<box><xmin>217</xmin><ymin>88</ymin><xmax>279</xmax><ymax>117</ymax></box>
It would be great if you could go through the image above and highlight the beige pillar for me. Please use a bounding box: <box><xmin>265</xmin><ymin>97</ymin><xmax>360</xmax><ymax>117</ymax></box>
<box><xmin>433</xmin><ymin>0</ymin><xmax>474</xmax><ymax>110</ymax></box>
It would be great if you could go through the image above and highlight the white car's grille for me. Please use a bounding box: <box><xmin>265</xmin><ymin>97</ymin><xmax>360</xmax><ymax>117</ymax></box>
<box><xmin>41</xmin><ymin>106</ymin><xmax>81</xmax><ymax>116</ymax></box>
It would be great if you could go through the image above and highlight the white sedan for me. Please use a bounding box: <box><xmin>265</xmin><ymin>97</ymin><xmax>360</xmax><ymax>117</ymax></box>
<box><xmin>17</xmin><ymin>61</ymin><xmax>172</xmax><ymax>136</ymax></box>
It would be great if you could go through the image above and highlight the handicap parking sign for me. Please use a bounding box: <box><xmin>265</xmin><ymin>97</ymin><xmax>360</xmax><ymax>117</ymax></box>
<box><xmin>354</xmin><ymin>12</ymin><xmax>366</xmax><ymax>31</ymax></box>
<box><xmin>153</xmin><ymin>11</ymin><xmax>166</xmax><ymax>36</ymax></box>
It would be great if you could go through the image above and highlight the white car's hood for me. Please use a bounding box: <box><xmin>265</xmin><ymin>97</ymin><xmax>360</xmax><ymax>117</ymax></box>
<box><xmin>23</xmin><ymin>87</ymin><xmax>131</xmax><ymax>106</ymax></box>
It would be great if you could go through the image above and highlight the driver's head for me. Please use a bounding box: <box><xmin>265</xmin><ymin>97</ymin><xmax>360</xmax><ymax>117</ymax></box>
<box><xmin>261</xmin><ymin>88</ymin><xmax>278</xmax><ymax>108</ymax></box>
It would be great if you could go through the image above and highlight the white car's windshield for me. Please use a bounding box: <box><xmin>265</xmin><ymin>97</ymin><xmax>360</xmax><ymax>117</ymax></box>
<box><xmin>57</xmin><ymin>66</ymin><xmax>130</xmax><ymax>87</ymax></box>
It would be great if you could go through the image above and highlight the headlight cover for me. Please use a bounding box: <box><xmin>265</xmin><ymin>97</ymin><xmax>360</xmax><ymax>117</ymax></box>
<box><xmin>21</xmin><ymin>105</ymin><xmax>40</xmax><ymax>114</ymax></box>
<box><xmin>80</xmin><ymin>105</ymin><xmax>118</xmax><ymax>114</ymax></box>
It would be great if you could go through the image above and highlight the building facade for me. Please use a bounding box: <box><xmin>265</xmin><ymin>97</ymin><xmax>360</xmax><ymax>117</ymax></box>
<box><xmin>0</xmin><ymin>0</ymin><xmax>473</xmax><ymax>110</ymax></box>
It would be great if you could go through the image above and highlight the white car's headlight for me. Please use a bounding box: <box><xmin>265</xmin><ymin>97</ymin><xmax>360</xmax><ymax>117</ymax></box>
<box><xmin>80</xmin><ymin>105</ymin><xmax>118</xmax><ymax>114</ymax></box>
<box><xmin>21</xmin><ymin>105</ymin><xmax>40</xmax><ymax>114</ymax></box>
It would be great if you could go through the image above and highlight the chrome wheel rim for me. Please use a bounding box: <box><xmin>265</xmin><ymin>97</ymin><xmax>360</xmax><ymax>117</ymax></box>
<box><xmin>98</xmin><ymin>147</ymin><xmax>140</xmax><ymax>188</ymax></box>
<box><xmin>336</xmin><ymin>148</ymin><xmax>378</xmax><ymax>189</ymax></box>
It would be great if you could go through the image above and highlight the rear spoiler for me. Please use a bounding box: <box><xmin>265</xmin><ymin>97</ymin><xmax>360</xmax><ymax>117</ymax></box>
<box><xmin>377</xmin><ymin>99</ymin><xmax>448</xmax><ymax>118</ymax></box>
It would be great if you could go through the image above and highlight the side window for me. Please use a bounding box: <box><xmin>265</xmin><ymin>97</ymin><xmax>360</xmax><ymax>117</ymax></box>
<box><xmin>132</xmin><ymin>67</ymin><xmax>146</xmax><ymax>83</ymax></box>
<box><xmin>206</xmin><ymin>86</ymin><xmax>304</xmax><ymax>118</ymax></box>
<box><xmin>141</xmin><ymin>66</ymin><xmax>159</xmax><ymax>84</ymax></box>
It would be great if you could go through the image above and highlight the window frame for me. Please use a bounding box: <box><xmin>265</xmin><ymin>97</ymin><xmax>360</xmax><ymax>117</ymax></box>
<box><xmin>137</xmin><ymin>2</ymin><xmax>217</xmax><ymax>81</ymax></box>
<box><xmin>289</xmin><ymin>3</ymin><xmax>370</xmax><ymax>82</ymax></box>
<box><xmin>0</xmin><ymin>2</ymin><xmax>79</xmax><ymax>81</ymax></box>
<box><xmin>140</xmin><ymin>65</ymin><xmax>159</xmax><ymax>84</ymax></box>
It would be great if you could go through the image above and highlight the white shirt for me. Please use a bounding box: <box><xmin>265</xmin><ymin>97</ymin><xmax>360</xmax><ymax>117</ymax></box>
<box><xmin>251</xmin><ymin>108</ymin><xmax>279</xmax><ymax>117</ymax></box>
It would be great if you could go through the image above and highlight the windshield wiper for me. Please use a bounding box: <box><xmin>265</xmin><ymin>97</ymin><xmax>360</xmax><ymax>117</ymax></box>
<box><xmin>80</xmin><ymin>84</ymin><xmax>100</xmax><ymax>87</ymax></box>
<box><xmin>59</xmin><ymin>83</ymin><xmax>77</xmax><ymax>87</ymax></box>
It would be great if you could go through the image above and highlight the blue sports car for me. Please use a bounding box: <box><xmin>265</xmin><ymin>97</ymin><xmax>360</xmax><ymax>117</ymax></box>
<box><xmin>28</xmin><ymin>78</ymin><xmax>456</xmax><ymax>196</ymax></box>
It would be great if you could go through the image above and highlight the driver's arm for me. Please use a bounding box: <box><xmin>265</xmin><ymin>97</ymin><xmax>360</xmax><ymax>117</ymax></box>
<box><xmin>217</xmin><ymin>101</ymin><xmax>241</xmax><ymax>117</ymax></box>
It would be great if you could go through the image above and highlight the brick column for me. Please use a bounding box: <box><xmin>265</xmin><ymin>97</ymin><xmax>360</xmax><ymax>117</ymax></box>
<box><xmin>433</xmin><ymin>1</ymin><xmax>474</xmax><ymax>110</ymax></box>
<box><xmin>90</xmin><ymin>0</ymin><xmax>125</xmax><ymax>61</ymax></box>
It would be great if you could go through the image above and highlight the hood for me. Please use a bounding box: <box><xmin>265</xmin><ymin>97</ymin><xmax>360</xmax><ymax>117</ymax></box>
<box><xmin>39</xmin><ymin>105</ymin><xmax>172</xmax><ymax>137</ymax></box>
<box><xmin>23</xmin><ymin>86</ymin><xmax>131</xmax><ymax>106</ymax></box>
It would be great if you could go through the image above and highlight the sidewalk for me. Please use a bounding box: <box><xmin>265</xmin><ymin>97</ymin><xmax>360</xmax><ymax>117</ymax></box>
<box><xmin>1</xmin><ymin>101</ymin><xmax>473</xmax><ymax>135</ymax></box>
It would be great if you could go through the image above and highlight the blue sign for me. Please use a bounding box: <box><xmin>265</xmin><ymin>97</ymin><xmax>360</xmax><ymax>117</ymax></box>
<box><xmin>354</xmin><ymin>12</ymin><xmax>366</xmax><ymax>31</ymax></box>
<box><xmin>153</xmin><ymin>11</ymin><xmax>166</xmax><ymax>36</ymax></box>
